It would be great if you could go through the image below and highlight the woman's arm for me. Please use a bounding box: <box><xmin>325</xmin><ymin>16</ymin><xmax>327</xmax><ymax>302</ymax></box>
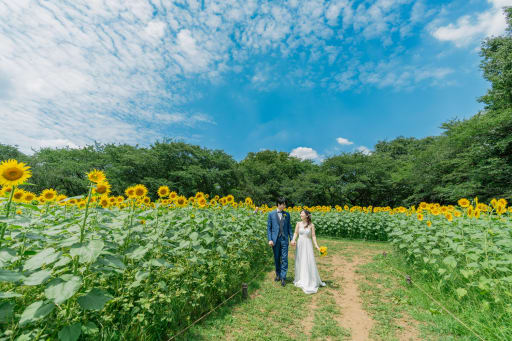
<box><xmin>311</xmin><ymin>224</ymin><xmax>320</xmax><ymax>250</ymax></box>
<box><xmin>291</xmin><ymin>222</ymin><xmax>299</xmax><ymax>243</ymax></box>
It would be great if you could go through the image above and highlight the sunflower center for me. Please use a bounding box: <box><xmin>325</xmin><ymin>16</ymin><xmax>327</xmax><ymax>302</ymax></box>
<box><xmin>45</xmin><ymin>193</ymin><xmax>54</xmax><ymax>199</ymax></box>
<box><xmin>3</xmin><ymin>167</ymin><xmax>23</xmax><ymax>181</ymax></box>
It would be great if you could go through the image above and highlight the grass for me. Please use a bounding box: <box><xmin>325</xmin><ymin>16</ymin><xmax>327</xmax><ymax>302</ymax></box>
<box><xmin>172</xmin><ymin>237</ymin><xmax>507</xmax><ymax>341</ymax></box>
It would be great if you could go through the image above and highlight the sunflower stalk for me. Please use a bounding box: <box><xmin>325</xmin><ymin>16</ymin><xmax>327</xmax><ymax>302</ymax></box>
<box><xmin>80</xmin><ymin>184</ymin><xmax>93</xmax><ymax>243</ymax></box>
<box><xmin>0</xmin><ymin>186</ymin><xmax>16</xmax><ymax>246</ymax></box>
<box><xmin>3</xmin><ymin>185</ymin><xmax>16</xmax><ymax>218</ymax></box>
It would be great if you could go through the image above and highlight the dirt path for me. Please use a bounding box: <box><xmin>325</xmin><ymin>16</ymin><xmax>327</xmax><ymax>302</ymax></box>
<box><xmin>330</xmin><ymin>250</ymin><xmax>378</xmax><ymax>341</ymax></box>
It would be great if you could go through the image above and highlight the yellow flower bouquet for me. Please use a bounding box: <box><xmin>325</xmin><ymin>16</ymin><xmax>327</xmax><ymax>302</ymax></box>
<box><xmin>319</xmin><ymin>246</ymin><xmax>327</xmax><ymax>257</ymax></box>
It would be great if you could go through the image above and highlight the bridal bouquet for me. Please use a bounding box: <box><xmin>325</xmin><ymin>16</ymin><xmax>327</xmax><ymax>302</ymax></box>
<box><xmin>319</xmin><ymin>246</ymin><xmax>328</xmax><ymax>257</ymax></box>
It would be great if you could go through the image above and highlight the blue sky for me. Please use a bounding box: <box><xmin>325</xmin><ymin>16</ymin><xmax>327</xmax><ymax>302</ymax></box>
<box><xmin>0</xmin><ymin>0</ymin><xmax>510</xmax><ymax>161</ymax></box>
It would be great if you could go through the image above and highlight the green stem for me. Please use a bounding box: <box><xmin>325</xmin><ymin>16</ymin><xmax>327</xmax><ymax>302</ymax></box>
<box><xmin>4</xmin><ymin>185</ymin><xmax>15</xmax><ymax>218</ymax></box>
<box><xmin>0</xmin><ymin>186</ymin><xmax>16</xmax><ymax>247</ymax></box>
<box><xmin>80</xmin><ymin>184</ymin><xmax>93</xmax><ymax>243</ymax></box>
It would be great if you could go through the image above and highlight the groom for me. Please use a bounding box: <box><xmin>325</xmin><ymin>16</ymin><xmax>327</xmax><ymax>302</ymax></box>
<box><xmin>267</xmin><ymin>197</ymin><xmax>293</xmax><ymax>287</ymax></box>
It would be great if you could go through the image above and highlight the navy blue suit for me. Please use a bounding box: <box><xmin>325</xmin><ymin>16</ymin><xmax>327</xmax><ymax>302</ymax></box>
<box><xmin>267</xmin><ymin>210</ymin><xmax>293</xmax><ymax>280</ymax></box>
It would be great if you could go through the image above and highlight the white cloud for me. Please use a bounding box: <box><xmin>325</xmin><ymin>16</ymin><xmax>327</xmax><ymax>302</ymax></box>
<box><xmin>356</xmin><ymin>146</ymin><xmax>372</xmax><ymax>155</ymax></box>
<box><xmin>432</xmin><ymin>0</ymin><xmax>511</xmax><ymax>47</ymax></box>
<box><xmin>290</xmin><ymin>147</ymin><xmax>320</xmax><ymax>161</ymax></box>
<box><xmin>0</xmin><ymin>0</ymin><xmax>477</xmax><ymax>153</ymax></box>
<box><xmin>336</xmin><ymin>137</ymin><xmax>354</xmax><ymax>145</ymax></box>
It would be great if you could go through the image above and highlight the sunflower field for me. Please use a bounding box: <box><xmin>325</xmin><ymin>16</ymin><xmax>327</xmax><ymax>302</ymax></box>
<box><xmin>0</xmin><ymin>159</ymin><xmax>511</xmax><ymax>339</ymax></box>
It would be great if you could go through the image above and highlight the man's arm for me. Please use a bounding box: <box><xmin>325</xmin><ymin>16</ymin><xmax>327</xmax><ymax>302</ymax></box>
<box><xmin>287</xmin><ymin>213</ymin><xmax>293</xmax><ymax>241</ymax></box>
<box><xmin>267</xmin><ymin>213</ymin><xmax>273</xmax><ymax>244</ymax></box>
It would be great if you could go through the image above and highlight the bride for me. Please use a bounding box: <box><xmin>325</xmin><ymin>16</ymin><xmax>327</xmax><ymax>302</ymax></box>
<box><xmin>291</xmin><ymin>210</ymin><xmax>326</xmax><ymax>294</ymax></box>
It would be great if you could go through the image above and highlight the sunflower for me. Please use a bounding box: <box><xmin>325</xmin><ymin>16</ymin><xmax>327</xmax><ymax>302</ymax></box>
<box><xmin>134</xmin><ymin>184</ymin><xmax>148</xmax><ymax>198</ymax></box>
<box><xmin>445</xmin><ymin>213</ymin><xmax>453</xmax><ymax>222</ymax></box>
<box><xmin>87</xmin><ymin>169</ymin><xmax>106</xmax><ymax>183</ymax></box>
<box><xmin>176</xmin><ymin>196</ymin><xmax>187</xmax><ymax>207</ymax></box>
<box><xmin>195</xmin><ymin>191</ymin><xmax>205</xmax><ymax>199</ymax></box>
<box><xmin>474</xmin><ymin>209</ymin><xmax>481</xmax><ymax>219</ymax></box>
<box><xmin>109</xmin><ymin>196</ymin><xmax>117</xmax><ymax>204</ymax></box>
<box><xmin>477</xmin><ymin>203</ymin><xmax>489</xmax><ymax>212</ymax></box>
<box><xmin>169</xmin><ymin>191</ymin><xmax>178</xmax><ymax>200</ymax></box>
<box><xmin>467</xmin><ymin>205</ymin><xmax>474</xmax><ymax>217</ymax></box>
<box><xmin>226</xmin><ymin>194</ymin><xmax>234</xmax><ymax>203</ymax></box>
<box><xmin>210</xmin><ymin>199</ymin><xmax>218</xmax><ymax>206</ymax></box>
<box><xmin>457</xmin><ymin>198</ymin><xmax>470</xmax><ymax>208</ymax></box>
<box><xmin>93</xmin><ymin>181</ymin><xmax>111</xmax><ymax>195</ymax></box>
<box><xmin>23</xmin><ymin>191</ymin><xmax>36</xmax><ymax>203</ymax></box>
<box><xmin>416</xmin><ymin>213</ymin><xmax>424</xmax><ymax>221</ymax></box>
<box><xmin>1</xmin><ymin>186</ymin><xmax>13</xmax><ymax>197</ymax></box>
<box><xmin>245</xmin><ymin>197</ymin><xmax>253</xmax><ymax>205</ymax></box>
<box><xmin>56</xmin><ymin>194</ymin><xmax>67</xmax><ymax>202</ymax></box>
<box><xmin>99</xmin><ymin>196</ymin><xmax>110</xmax><ymax>208</ymax></box>
<box><xmin>117</xmin><ymin>196</ymin><xmax>124</xmax><ymax>203</ymax></box>
<box><xmin>198</xmin><ymin>197</ymin><xmax>207</xmax><ymax>207</ymax></box>
<box><xmin>78</xmin><ymin>201</ymin><xmax>86</xmax><ymax>209</ymax></box>
<box><xmin>497</xmin><ymin>204</ymin><xmax>507</xmax><ymax>215</ymax></box>
<box><xmin>0</xmin><ymin>159</ymin><xmax>32</xmax><ymax>186</ymax></box>
<box><xmin>125</xmin><ymin>186</ymin><xmax>136</xmax><ymax>199</ymax></box>
<box><xmin>12</xmin><ymin>188</ymin><xmax>26</xmax><ymax>202</ymax></box>
<box><xmin>490</xmin><ymin>198</ymin><xmax>498</xmax><ymax>208</ymax></box>
<box><xmin>41</xmin><ymin>189</ymin><xmax>58</xmax><ymax>201</ymax></box>
<box><xmin>453</xmin><ymin>210</ymin><xmax>462</xmax><ymax>217</ymax></box>
<box><xmin>419</xmin><ymin>202</ymin><xmax>427</xmax><ymax>209</ymax></box>
<box><xmin>498</xmin><ymin>198</ymin><xmax>508</xmax><ymax>207</ymax></box>
<box><xmin>426</xmin><ymin>220</ymin><xmax>432</xmax><ymax>227</ymax></box>
<box><xmin>431</xmin><ymin>208</ymin><xmax>441</xmax><ymax>216</ymax></box>
<box><xmin>158</xmin><ymin>186</ymin><xmax>170</xmax><ymax>198</ymax></box>
<box><xmin>143</xmin><ymin>196</ymin><xmax>151</xmax><ymax>205</ymax></box>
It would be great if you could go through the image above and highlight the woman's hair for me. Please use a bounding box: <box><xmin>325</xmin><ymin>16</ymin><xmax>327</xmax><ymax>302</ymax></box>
<box><xmin>301</xmin><ymin>209</ymin><xmax>312</xmax><ymax>227</ymax></box>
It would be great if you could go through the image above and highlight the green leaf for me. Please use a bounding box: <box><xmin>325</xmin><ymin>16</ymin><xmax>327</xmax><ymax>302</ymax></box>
<box><xmin>19</xmin><ymin>300</ymin><xmax>55</xmax><ymax>326</ymax></box>
<box><xmin>190</xmin><ymin>232</ymin><xmax>199</xmax><ymax>241</ymax></box>
<box><xmin>456</xmin><ymin>288</ymin><xmax>468</xmax><ymax>298</ymax></box>
<box><xmin>0</xmin><ymin>301</ymin><xmax>14</xmax><ymax>323</ymax></box>
<box><xmin>58</xmin><ymin>323</ymin><xmax>82</xmax><ymax>341</ymax></box>
<box><xmin>0</xmin><ymin>291</ymin><xmax>22</xmax><ymax>298</ymax></box>
<box><xmin>97</xmin><ymin>254</ymin><xmax>126</xmax><ymax>270</ymax></box>
<box><xmin>44</xmin><ymin>276</ymin><xmax>82</xmax><ymax>305</ymax></box>
<box><xmin>23</xmin><ymin>269</ymin><xmax>52</xmax><ymax>286</ymax></box>
<box><xmin>23</xmin><ymin>248</ymin><xmax>61</xmax><ymax>271</ymax></box>
<box><xmin>0</xmin><ymin>248</ymin><xmax>16</xmax><ymax>264</ymax></box>
<box><xmin>53</xmin><ymin>255</ymin><xmax>72</xmax><ymax>268</ymax></box>
<box><xmin>81</xmin><ymin>321</ymin><xmax>99</xmax><ymax>335</ymax></box>
<box><xmin>135</xmin><ymin>270</ymin><xmax>150</xmax><ymax>281</ymax></box>
<box><xmin>125</xmin><ymin>245</ymin><xmax>147</xmax><ymax>260</ymax></box>
<box><xmin>0</xmin><ymin>269</ymin><xmax>24</xmax><ymax>282</ymax></box>
<box><xmin>442</xmin><ymin>256</ymin><xmax>457</xmax><ymax>269</ymax></box>
<box><xmin>77</xmin><ymin>288</ymin><xmax>113</xmax><ymax>311</ymax></box>
<box><xmin>70</xmin><ymin>240</ymin><xmax>104</xmax><ymax>264</ymax></box>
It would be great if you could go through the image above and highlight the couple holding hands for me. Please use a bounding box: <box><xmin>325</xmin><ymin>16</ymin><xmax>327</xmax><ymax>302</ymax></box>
<box><xmin>267</xmin><ymin>198</ymin><xmax>326</xmax><ymax>294</ymax></box>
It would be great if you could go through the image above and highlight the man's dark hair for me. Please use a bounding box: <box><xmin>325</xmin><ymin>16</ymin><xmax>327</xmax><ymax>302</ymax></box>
<box><xmin>276</xmin><ymin>197</ymin><xmax>286</xmax><ymax>205</ymax></box>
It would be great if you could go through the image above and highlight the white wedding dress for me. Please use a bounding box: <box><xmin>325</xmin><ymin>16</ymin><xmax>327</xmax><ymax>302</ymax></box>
<box><xmin>293</xmin><ymin>222</ymin><xmax>326</xmax><ymax>294</ymax></box>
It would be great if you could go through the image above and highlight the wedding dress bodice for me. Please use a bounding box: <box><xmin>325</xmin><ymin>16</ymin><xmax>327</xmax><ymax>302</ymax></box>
<box><xmin>298</xmin><ymin>224</ymin><xmax>312</xmax><ymax>238</ymax></box>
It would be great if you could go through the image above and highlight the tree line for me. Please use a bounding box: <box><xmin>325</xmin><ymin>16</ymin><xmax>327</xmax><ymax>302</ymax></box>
<box><xmin>2</xmin><ymin>9</ymin><xmax>511</xmax><ymax>207</ymax></box>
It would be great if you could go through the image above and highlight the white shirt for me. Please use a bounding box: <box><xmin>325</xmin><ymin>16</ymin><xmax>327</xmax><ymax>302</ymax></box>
<box><xmin>277</xmin><ymin>209</ymin><xmax>284</xmax><ymax>220</ymax></box>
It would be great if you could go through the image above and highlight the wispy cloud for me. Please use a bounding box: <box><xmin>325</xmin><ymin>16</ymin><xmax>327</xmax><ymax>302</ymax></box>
<box><xmin>431</xmin><ymin>0</ymin><xmax>511</xmax><ymax>47</ymax></box>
